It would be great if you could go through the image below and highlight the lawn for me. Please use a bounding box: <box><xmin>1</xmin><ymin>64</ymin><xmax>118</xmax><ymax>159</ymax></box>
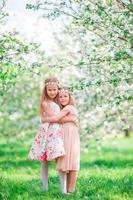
<box><xmin>0</xmin><ymin>136</ymin><xmax>133</xmax><ymax>200</ymax></box>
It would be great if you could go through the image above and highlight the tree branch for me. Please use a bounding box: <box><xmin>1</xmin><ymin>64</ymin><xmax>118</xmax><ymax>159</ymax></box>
<box><xmin>0</xmin><ymin>0</ymin><xmax>6</xmax><ymax>11</ymax></box>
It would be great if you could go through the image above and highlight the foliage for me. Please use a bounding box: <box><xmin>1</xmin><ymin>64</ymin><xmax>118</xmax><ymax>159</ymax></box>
<box><xmin>0</xmin><ymin>0</ymin><xmax>46</xmax><ymax>140</ymax></box>
<box><xmin>26</xmin><ymin>0</ymin><xmax>133</xmax><ymax>140</ymax></box>
<box><xmin>0</xmin><ymin>0</ymin><xmax>45</xmax><ymax>93</ymax></box>
<box><xmin>0</xmin><ymin>1</ymin><xmax>133</xmax><ymax>142</ymax></box>
<box><xmin>0</xmin><ymin>137</ymin><xmax>133</xmax><ymax>199</ymax></box>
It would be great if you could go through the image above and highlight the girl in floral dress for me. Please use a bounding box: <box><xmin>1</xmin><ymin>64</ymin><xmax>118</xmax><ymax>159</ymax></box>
<box><xmin>43</xmin><ymin>87</ymin><xmax>80</xmax><ymax>194</ymax></box>
<box><xmin>28</xmin><ymin>78</ymin><xmax>76</xmax><ymax>191</ymax></box>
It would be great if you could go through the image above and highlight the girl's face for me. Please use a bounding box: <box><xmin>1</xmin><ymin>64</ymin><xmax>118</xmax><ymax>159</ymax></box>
<box><xmin>59</xmin><ymin>91</ymin><xmax>70</xmax><ymax>106</ymax></box>
<box><xmin>46</xmin><ymin>84</ymin><xmax>58</xmax><ymax>99</ymax></box>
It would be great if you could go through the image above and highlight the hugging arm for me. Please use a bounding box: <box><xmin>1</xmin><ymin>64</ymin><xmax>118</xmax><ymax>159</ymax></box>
<box><xmin>59</xmin><ymin>115</ymin><xmax>78</xmax><ymax>126</ymax></box>
<box><xmin>43</xmin><ymin>109</ymin><xmax>69</xmax><ymax>123</ymax></box>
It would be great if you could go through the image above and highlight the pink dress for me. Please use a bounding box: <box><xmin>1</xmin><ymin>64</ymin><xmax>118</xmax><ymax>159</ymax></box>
<box><xmin>28</xmin><ymin>101</ymin><xmax>65</xmax><ymax>161</ymax></box>
<box><xmin>56</xmin><ymin>105</ymin><xmax>80</xmax><ymax>172</ymax></box>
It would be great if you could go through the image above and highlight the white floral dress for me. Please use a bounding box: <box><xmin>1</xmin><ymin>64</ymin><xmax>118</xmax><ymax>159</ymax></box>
<box><xmin>28</xmin><ymin>101</ymin><xmax>65</xmax><ymax>161</ymax></box>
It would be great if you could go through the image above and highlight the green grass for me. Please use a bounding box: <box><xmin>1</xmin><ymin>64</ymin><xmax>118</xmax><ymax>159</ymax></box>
<box><xmin>0</xmin><ymin>137</ymin><xmax>133</xmax><ymax>200</ymax></box>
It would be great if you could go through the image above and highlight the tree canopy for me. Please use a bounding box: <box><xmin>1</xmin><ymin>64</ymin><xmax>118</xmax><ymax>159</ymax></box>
<box><xmin>0</xmin><ymin>0</ymin><xmax>133</xmax><ymax>146</ymax></box>
<box><xmin>27</xmin><ymin>0</ymin><xmax>133</xmax><ymax>140</ymax></box>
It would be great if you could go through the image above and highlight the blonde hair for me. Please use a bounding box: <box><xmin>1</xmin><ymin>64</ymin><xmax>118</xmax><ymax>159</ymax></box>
<box><xmin>57</xmin><ymin>86</ymin><xmax>76</xmax><ymax>109</ymax></box>
<box><xmin>39</xmin><ymin>77</ymin><xmax>59</xmax><ymax>116</ymax></box>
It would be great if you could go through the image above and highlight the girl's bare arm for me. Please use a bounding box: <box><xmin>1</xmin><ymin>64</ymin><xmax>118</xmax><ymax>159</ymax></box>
<box><xmin>41</xmin><ymin>101</ymin><xmax>55</xmax><ymax>122</ymax></box>
<box><xmin>59</xmin><ymin>115</ymin><xmax>76</xmax><ymax>123</ymax></box>
<box><xmin>42</xmin><ymin>101</ymin><xmax>55</xmax><ymax>116</ymax></box>
<box><xmin>59</xmin><ymin>115</ymin><xmax>78</xmax><ymax>127</ymax></box>
<box><xmin>43</xmin><ymin>109</ymin><xmax>69</xmax><ymax>123</ymax></box>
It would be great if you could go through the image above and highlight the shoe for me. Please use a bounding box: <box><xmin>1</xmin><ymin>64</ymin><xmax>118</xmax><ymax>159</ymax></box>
<box><xmin>66</xmin><ymin>192</ymin><xmax>71</xmax><ymax>195</ymax></box>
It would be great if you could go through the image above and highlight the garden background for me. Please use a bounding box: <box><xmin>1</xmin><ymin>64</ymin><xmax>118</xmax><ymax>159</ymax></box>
<box><xmin>0</xmin><ymin>0</ymin><xmax>133</xmax><ymax>199</ymax></box>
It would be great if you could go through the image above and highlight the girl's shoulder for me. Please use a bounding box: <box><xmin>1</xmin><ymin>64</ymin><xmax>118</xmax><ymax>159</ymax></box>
<box><xmin>42</xmin><ymin>101</ymin><xmax>48</xmax><ymax>109</ymax></box>
<box><xmin>42</xmin><ymin>100</ymin><xmax>47</xmax><ymax>105</ymax></box>
<box><xmin>62</xmin><ymin>105</ymin><xmax>76</xmax><ymax>112</ymax></box>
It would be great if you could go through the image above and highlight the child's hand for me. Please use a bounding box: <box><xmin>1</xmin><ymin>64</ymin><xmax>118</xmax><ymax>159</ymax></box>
<box><xmin>74</xmin><ymin>119</ymin><xmax>79</xmax><ymax>127</ymax></box>
<box><xmin>42</xmin><ymin>117</ymin><xmax>50</xmax><ymax>122</ymax></box>
<box><xmin>59</xmin><ymin>115</ymin><xmax>79</xmax><ymax>127</ymax></box>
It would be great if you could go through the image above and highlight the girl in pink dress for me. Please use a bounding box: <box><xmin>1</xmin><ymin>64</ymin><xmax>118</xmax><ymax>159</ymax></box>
<box><xmin>44</xmin><ymin>86</ymin><xmax>80</xmax><ymax>194</ymax></box>
<box><xmin>28</xmin><ymin>78</ymin><xmax>76</xmax><ymax>191</ymax></box>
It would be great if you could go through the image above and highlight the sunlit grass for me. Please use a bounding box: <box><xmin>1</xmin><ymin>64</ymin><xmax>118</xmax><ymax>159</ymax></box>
<box><xmin>0</xmin><ymin>137</ymin><xmax>133</xmax><ymax>200</ymax></box>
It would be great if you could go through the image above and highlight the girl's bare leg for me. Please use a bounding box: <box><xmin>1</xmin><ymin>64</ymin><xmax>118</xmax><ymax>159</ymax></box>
<box><xmin>58</xmin><ymin>171</ymin><xmax>67</xmax><ymax>193</ymax></box>
<box><xmin>67</xmin><ymin>172</ymin><xmax>70</xmax><ymax>192</ymax></box>
<box><xmin>67</xmin><ymin>171</ymin><xmax>77</xmax><ymax>193</ymax></box>
<box><xmin>41</xmin><ymin>161</ymin><xmax>48</xmax><ymax>191</ymax></box>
